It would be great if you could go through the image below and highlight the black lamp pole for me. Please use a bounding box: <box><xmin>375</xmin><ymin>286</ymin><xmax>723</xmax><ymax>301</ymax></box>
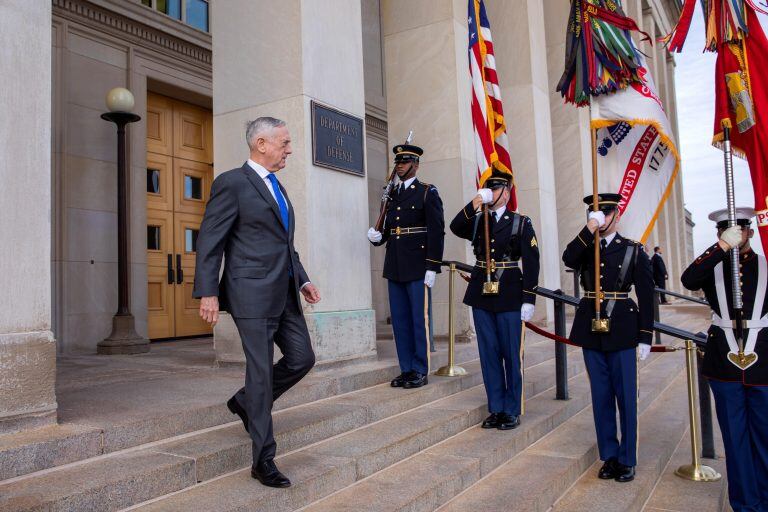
<box><xmin>97</xmin><ymin>110</ymin><xmax>149</xmax><ymax>355</ymax></box>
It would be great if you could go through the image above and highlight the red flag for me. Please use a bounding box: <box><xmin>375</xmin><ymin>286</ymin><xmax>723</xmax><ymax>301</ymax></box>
<box><xmin>711</xmin><ymin>6</ymin><xmax>768</xmax><ymax>255</ymax></box>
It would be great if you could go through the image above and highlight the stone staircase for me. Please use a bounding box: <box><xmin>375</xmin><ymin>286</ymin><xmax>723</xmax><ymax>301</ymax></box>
<box><xmin>0</xmin><ymin>326</ymin><xmax>729</xmax><ymax>512</ymax></box>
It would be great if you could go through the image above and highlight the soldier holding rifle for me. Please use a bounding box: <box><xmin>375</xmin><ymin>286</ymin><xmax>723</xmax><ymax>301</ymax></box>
<box><xmin>367</xmin><ymin>142</ymin><xmax>445</xmax><ymax>389</ymax></box>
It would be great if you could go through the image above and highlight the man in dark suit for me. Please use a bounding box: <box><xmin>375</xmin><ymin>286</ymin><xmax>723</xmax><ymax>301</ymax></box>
<box><xmin>449</xmin><ymin>166</ymin><xmax>539</xmax><ymax>431</ymax></box>
<box><xmin>651</xmin><ymin>246</ymin><xmax>668</xmax><ymax>304</ymax></box>
<box><xmin>193</xmin><ymin>117</ymin><xmax>320</xmax><ymax>489</ymax></box>
<box><xmin>367</xmin><ymin>144</ymin><xmax>445</xmax><ymax>389</ymax></box>
<box><xmin>562</xmin><ymin>193</ymin><xmax>654</xmax><ymax>483</ymax></box>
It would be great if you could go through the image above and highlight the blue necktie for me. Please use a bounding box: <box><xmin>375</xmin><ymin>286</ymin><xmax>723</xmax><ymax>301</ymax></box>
<box><xmin>266</xmin><ymin>173</ymin><xmax>290</xmax><ymax>232</ymax></box>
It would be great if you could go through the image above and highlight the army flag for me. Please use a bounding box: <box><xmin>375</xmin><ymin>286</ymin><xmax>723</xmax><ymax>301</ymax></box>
<box><xmin>557</xmin><ymin>0</ymin><xmax>680</xmax><ymax>243</ymax></box>
<box><xmin>663</xmin><ymin>0</ymin><xmax>768</xmax><ymax>256</ymax></box>
<box><xmin>468</xmin><ymin>0</ymin><xmax>516</xmax><ymax>210</ymax></box>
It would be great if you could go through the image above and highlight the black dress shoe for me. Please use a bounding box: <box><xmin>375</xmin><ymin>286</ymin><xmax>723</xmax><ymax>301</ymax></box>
<box><xmin>598</xmin><ymin>458</ymin><xmax>617</xmax><ymax>479</ymax></box>
<box><xmin>614</xmin><ymin>462</ymin><xmax>635</xmax><ymax>482</ymax></box>
<box><xmin>391</xmin><ymin>372</ymin><xmax>409</xmax><ymax>387</ymax></box>
<box><xmin>481</xmin><ymin>413</ymin><xmax>500</xmax><ymax>429</ymax></box>
<box><xmin>403</xmin><ymin>372</ymin><xmax>428</xmax><ymax>389</ymax></box>
<box><xmin>251</xmin><ymin>459</ymin><xmax>291</xmax><ymax>488</ymax></box>
<box><xmin>497</xmin><ymin>413</ymin><xmax>520</xmax><ymax>430</ymax></box>
<box><xmin>227</xmin><ymin>397</ymin><xmax>249</xmax><ymax>433</ymax></box>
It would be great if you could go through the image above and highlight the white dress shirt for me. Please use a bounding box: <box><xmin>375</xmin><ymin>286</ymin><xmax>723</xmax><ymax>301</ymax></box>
<box><xmin>601</xmin><ymin>232</ymin><xmax>617</xmax><ymax>247</ymax></box>
<box><xmin>492</xmin><ymin>204</ymin><xmax>507</xmax><ymax>222</ymax></box>
<box><xmin>247</xmin><ymin>159</ymin><xmax>280</xmax><ymax>200</ymax></box>
<box><xmin>397</xmin><ymin>176</ymin><xmax>416</xmax><ymax>191</ymax></box>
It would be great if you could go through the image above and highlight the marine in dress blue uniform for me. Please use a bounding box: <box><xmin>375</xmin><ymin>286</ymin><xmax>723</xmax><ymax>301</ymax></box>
<box><xmin>562</xmin><ymin>193</ymin><xmax>654</xmax><ymax>483</ymax></box>
<box><xmin>449</xmin><ymin>167</ymin><xmax>540</xmax><ymax>430</ymax></box>
<box><xmin>368</xmin><ymin>144</ymin><xmax>445</xmax><ymax>389</ymax></box>
<box><xmin>681</xmin><ymin>208</ymin><xmax>768</xmax><ymax>512</ymax></box>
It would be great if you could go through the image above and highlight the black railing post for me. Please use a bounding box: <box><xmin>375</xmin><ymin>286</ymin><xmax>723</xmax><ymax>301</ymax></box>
<box><xmin>653</xmin><ymin>291</ymin><xmax>662</xmax><ymax>345</ymax></box>
<box><xmin>554</xmin><ymin>289</ymin><xmax>569</xmax><ymax>400</ymax></box>
<box><xmin>696</xmin><ymin>347</ymin><xmax>716</xmax><ymax>459</ymax></box>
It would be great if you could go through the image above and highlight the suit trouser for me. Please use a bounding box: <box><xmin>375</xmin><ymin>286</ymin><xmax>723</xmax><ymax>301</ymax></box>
<box><xmin>709</xmin><ymin>379</ymin><xmax>768</xmax><ymax>512</ymax></box>
<box><xmin>655</xmin><ymin>280</ymin><xmax>667</xmax><ymax>302</ymax></box>
<box><xmin>388</xmin><ymin>279</ymin><xmax>429</xmax><ymax>375</ymax></box>
<box><xmin>582</xmin><ymin>347</ymin><xmax>638</xmax><ymax>467</ymax></box>
<box><xmin>232</xmin><ymin>281</ymin><xmax>315</xmax><ymax>464</ymax></box>
<box><xmin>472</xmin><ymin>308</ymin><xmax>523</xmax><ymax>416</ymax></box>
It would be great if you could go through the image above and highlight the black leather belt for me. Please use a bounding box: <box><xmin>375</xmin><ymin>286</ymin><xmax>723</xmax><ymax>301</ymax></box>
<box><xmin>390</xmin><ymin>226</ymin><xmax>427</xmax><ymax>235</ymax></box>
<box><xmin>584</xmin><ymin>291</ymin><xmax>630</xmax><ymax>300</ymax></box>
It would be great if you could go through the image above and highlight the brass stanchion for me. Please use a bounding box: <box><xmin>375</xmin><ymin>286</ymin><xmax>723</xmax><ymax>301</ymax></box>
<box><xmin>675</xmin><ymin>339</ymin><xmax>721</xmax><ymax>482</ymax></box>
<box><xmin>435</xmin><ymin>263</ymin><xmax>467</xmax><ymax>377</ymax></box>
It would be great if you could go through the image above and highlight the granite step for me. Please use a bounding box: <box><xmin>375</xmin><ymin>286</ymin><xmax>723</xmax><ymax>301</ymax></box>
<box><xmin>436</xmin><ymin>351</ymin><xmax>687</xmax><ymax>512</ymax></box>
<box><xmin>0</xmin><ymin>339</ymin><xmax>560</xmax><ymax>512</ymax></box>
<box><xmin>0</xmin><ymin>341</ymin><xmax>483</xmax><ymax>481</ymax></box>
<box><xmin>641</xmin><ymin>417</ymin><xmax>728</xmax><ymax>512</ymax></box>
<box><xmin>120</xmin><ymin>345</ymin><xmax>584</xmax><ymax>511</ymax></box>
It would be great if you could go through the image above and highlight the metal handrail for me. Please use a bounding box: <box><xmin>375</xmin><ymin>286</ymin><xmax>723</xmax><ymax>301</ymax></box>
<box><xmin>655</xmin><ymin>287</ymin><xmax>709</xmax><ymax>306</ymax></box>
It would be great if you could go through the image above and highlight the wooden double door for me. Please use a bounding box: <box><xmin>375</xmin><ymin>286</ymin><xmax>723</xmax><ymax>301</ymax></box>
<box><xmin>146</xmin><ymin>93</ymin><xmax>213</xmax><ymax>339</ymax></box>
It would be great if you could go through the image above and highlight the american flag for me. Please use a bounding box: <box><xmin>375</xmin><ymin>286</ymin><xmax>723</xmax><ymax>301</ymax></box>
<box><xmin>468</xmin><ymin>0</ymin><xmax>515</xmax><ymax>209</ymax></box>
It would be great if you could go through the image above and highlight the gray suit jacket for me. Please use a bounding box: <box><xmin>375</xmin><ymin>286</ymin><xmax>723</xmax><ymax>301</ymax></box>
<box><xmin>192</xmin><ymin>162</ymin><xmax>310</xmax><ymax>318</ymax></box>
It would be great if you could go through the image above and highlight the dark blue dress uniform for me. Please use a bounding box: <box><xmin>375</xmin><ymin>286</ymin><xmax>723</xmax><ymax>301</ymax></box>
<box><xmin>681</xmin><ymin>209</ymin><xmax>768</xmax><ymax>512</ymax></box>
<box><xmin>562</xmin><ymin>194</ymin><xmax>654</xmax><ymax>477</ymax></box>
<box><xmin>371</xmin><ymin>145</ymin><xmax>445</xmax><ymax>384</ymax></box>
<box><xmin>449</xmin><ymin>171</ymin><xmax>540</xmax><ymax>427</ymax></box>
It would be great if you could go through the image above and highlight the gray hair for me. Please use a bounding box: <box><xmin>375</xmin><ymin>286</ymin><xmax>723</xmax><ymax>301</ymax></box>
<box><xmin>246</xmin><ymin>117</ymin><xmax>286</xmax><ymax>149</ymax></box>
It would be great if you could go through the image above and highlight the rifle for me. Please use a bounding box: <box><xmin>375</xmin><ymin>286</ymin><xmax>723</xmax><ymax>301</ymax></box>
<box><xmin>374</xmin><ymin>131</ymin><xmax>413</xmax><ymax>232</ymax></box>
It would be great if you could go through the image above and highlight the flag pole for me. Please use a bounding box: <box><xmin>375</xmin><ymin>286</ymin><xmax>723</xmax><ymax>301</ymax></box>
<box><xmin>721</xmin><ymin>125</ymin><xmax>747</xmax><ymax>365</ymax></box>
<box><xmin>590</xmin><ymin>114</ymin><xmax>609</xmax><ymax>333</ymax></box>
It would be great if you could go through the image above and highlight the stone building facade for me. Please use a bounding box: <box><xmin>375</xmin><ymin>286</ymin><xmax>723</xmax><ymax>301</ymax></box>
<box><xmin>0</xmin><ymin>0</ymin><xmax>689</xmax><ymax>432</ymax></box>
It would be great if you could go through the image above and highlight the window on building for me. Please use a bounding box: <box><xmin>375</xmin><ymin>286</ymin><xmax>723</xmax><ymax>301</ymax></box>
<box><xmin>140</xmin><ymin>0</ymin><xmax>208</xmax><ymax>32</ymax></box>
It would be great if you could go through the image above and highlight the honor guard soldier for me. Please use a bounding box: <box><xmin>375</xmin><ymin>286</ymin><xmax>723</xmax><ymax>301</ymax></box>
<box><xmin>449</xmin><ymin>166</ymin><xmax>540</xmax><ymax>430</ymax></box>
<box><xmin>681</xmin><ymin>208</ymin><xmax>768</xmax><ymax>512</ymax></box>
<box><xmin>367</xmin><ymin>144</ymin><xmax>445</xmax><ymax>389</ymax></box>
<box><xmin>562</xmin><ymin>193</ymin><xmax>654</xmax><ymax>483</ymax></box>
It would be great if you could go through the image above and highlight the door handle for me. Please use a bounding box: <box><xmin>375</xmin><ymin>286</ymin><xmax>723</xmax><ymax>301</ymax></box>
<box><xmin>166</xmin><ymin>254</ymin><xmax>174</xmax><ymax>284</ymax></box>
<box><xmin>176</xmin><ymin>254</ymin><xmax>184</xmax><ymax>284</ymax></box>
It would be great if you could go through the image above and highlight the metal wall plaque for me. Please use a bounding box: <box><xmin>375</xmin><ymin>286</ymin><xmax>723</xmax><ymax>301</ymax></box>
<box><xmin>311</xmin><ymin>101</ymin><xmax>365</xmax><ymax>176</ymax></box>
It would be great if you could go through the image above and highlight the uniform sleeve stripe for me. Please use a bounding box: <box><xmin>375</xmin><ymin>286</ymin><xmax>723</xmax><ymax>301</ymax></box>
<box><xmin>577</xmin><ymin>234</ymin><xmax>588</xmax><ymax>247</ymax></box>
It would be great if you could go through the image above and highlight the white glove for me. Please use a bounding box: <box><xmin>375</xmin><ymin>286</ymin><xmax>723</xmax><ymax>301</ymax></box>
<box><xmin>719</xmin><ymin>225</ymin><xmax>743</xmax><ymax>249</ymax></box>
<box><xmin>638</xmin><ymin>343</ymin><xmax>651</xmax><ymax>361</ymax></box>
<box><xmin>520</xmin><ymin>303</ymin><xmax>535</xmax><ymax>322</ymax></box>
<box><xmin>424</xmin><ymin>270</ymin><xmax>436</xmax><ymax>288</ymax></box>
<box><xmin>367</xmin><ymin>227</ymin><xmax>382</xmax><ymax>243</ymax></box>
<box><xmin>588</xmin><ymin>210</ymin><xmax>606</xmax><ymax>228</ymax></box>
<box><xmin>477</xmin><ymin>188</ymin><xmax>493</xmax><ymax>204</ymax></box>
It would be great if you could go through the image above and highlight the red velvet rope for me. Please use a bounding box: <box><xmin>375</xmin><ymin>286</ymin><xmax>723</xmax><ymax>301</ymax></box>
<box><xmin>524</xmin><ymin>321</ymin><xmax>675</xmax><ymax>352</ymax></box>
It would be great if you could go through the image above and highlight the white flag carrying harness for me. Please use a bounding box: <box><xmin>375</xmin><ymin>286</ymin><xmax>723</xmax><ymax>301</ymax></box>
<box><xmin>712</xmin><ymin>254</ymin><xmax>768</xmax><ymax>370</ymax></box>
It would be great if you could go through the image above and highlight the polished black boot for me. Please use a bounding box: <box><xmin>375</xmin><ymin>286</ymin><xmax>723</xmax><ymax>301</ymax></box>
<box><xmin>251</xmin><ymin>459</ymin><xmax>291</xmax><ymax>488</ymax></box>
<box><xmin>227</xmin><ymin>396</ymin><xmax>249</xmax><ymax>433</ymax></box>
<box><xmin>403</xmin><ymin>372</ymin><xmax>428</xmax><ymax>388</ymax></box>
<box><xmin>598</xmin><ymin>458</ymin><xmax>617</xmax><ymax>479</ymax></box>
<box><xmin>391</xmin><ymin>372</ymin><xmax>410</xmax><ymax>387</ymax></box>
<box><xmin>481</xmin><ymin>413</ymin><xmax>501</xmax><ymax>429</ymax></box>
<box><xmin>496</xmin><ymin>413</ymin><xmax>520</xmax><ymax>430</ymax></box>
<box><xmin>614</xmin><ymin>462</ymin><xmax>635</xmax><ymax>482</ymax></box>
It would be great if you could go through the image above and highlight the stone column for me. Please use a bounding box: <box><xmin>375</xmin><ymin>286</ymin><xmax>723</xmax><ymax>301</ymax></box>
<box><xmin>545</xmin><ymin>0</ymin><xmax>595</xmax><ymax>296</ymax></box>
<box><xmin>486</xmin><ymin>0</ymin><xmax>562</xmax><ymax>321</ymax></box>
<box><xmin>211</xmin><ymin>0</ymin><xmax>375</xmax><ymax>364</ymax></box>
<box><xmin>0</xmin><ymin>1</ymin><xmax>57</xmax><ymax>432</ymax></box>
<box><xmin>381</xmin><ymin>0</ymin><xmax>478</xmax><ymax>339</ymax></box>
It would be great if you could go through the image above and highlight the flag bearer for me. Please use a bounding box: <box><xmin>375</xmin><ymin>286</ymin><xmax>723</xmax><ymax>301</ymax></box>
<box><xmin>682</xmin><ymin>207</ymin><xmax>768</xmax><ymax>512</ymax></box>
<box><xmin>562</xmin><ymin>193</ymin><xmax>654</xmax><ymax>483</ymax></box>
<box><xmin>449</xmin><ymin>166</ymin><xmax>539</xmax><ymax>430</ymax></box>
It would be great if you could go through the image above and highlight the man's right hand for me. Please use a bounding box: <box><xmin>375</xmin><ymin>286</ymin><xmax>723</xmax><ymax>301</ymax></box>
<box><xmin>472</xmin><ymin>188</ymin><xmax>493</xmax><ymax>210</ymax></box>
<box><xmin>718</xmin><ymin>225</ymin><xmax>742</xmax><ymax>250</ymax></box>
<box><xmin>587</xmin><ymin>211</ymin><xmax>606</xmax><ymax>232</ymax></box>
<box><xmin>367</xmin><ymin>227</ymin><xmax>382</xmax><ymax>243</ymax></box>
<box><xmin>199</xmin><ymin>296</ymin><xmax>220</xmax><ymax>326</ymax></box>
